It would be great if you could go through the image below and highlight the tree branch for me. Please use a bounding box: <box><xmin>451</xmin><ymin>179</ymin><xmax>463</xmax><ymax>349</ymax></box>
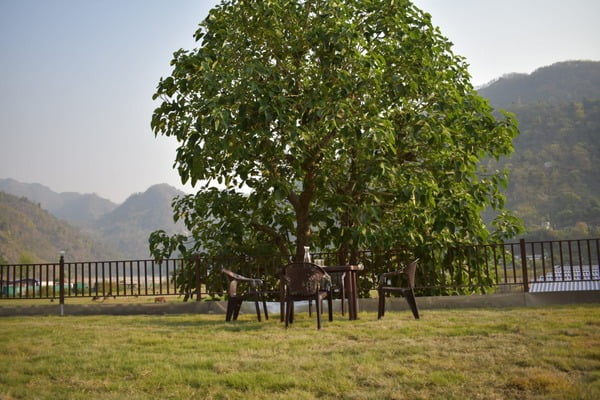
<box><xmin>250</xmin><ymin>222</ymin><xmax>290</xmax><ymax>257</ymax></box>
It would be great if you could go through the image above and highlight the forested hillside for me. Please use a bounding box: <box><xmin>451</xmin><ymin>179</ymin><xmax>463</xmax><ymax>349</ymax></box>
<box><xmin>480</xmin><ymin>61</ymin><xmax>600</xmax><ymax>238</ymax></box>
<box><xmin>0</xmin><ymin>192</ymin><xmax>122</xmax><ymax>263</ymax></box>
<box><xmin>92</xmin><ymin>184</ymin><xmax>187</xmax><ymax>258</ymax></box>
<box><xmin>0</xmin><ymin>182</ymin><xmax>187</xmax><ymax>260</ymax></box>
<box><xmin>479</xmin><ymin>60</ymin><xmax>600</xmax><ymax>106</ymax></box>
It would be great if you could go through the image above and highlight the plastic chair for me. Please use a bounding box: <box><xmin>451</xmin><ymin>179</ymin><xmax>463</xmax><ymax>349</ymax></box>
<box><xmin>282</xmin><ymin>262</ymin><xmax>333</xmax><ymax>329</ymax></box>
<box><xmin>377</xmin><ymin>259</ymin><xmax>420</xmax><ymax>319</ymax></box>
<box><xmin>222</xmin><ymin>268</ymin><xmax>269</xmax><ymax>322</ymax></box>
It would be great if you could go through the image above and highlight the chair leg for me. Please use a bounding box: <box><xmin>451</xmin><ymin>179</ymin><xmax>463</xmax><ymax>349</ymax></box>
<box><xmin>327</xmin><ymin>296</ymin><xmax>333</xmax><ymax>322</ymax></box>
<box><xmin>285</xmin><ymin>300</ymin><xmax>292</xmax><ymax>328</ymax></box>
<box><xmin>262</xmin><ymin>299</ymin><xmax>269</xmax><ymax>321</ymax></box>
<box><xmin>254</xmin><ymin>300</ymin><xmax>262</xmax><ymax>322</ymax></box>
<box><xmin>225</xmin><ymin>299</ymin><xmax>233</xmax><ymax>322</ymax></box>
<box><xmin>315</xmin><ymin>296</ymin><xmax>322</xmax><ymax>330</ymax></box>
<box><xmin>340</xmin><ymin>285</ymin><xmax>346</xmax><ymax>316</ymax></box>
<box><xmin>280</xmin><ymin>285</ymin><xmax>285</xmax><ymax>322</ymax></box>
<box><xmin>308</xmin><ymin>300</ymin><xmax>313</xmax><ymax>317</ymax></box>
<box><xmin>233</xmin><ymin>298</ymin><xmax>242</xmax><ymax>321</ymax></box>
<box><xmin>377</xmin><ymin>289</ymin><xmax>385</xmax><ymax>319</ymax></box>
<box><xmin>403</xmin><ymin>289</ymin><xmax>420</xmax><ymax>319</ymax></box>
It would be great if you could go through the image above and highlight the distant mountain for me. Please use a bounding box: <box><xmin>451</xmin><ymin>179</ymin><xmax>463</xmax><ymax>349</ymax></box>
<box><xmin>92</xmin><ymin>184</ymin><xmax>187</xmax><ymax>258</ymax></box>
<box><xmin>0</xmin><ymin>191</ymin><xmax>122</xmax><ymax>263</ymax></box>
<box><xmin>479</xmin><ymin>60</ymin><xmax>600</xmax><ymax>237</ymax></box>
<box><xmin>479</xmin><ymin>60</ymin><xmax>600</xmax><ymax>107</ymax></box>
<box><xmin>0</xmin><ymin>178</ymin><xmax>117</xmax><ymax>227</ymax></box>
<box><xmin>0</xmin><ymin>180</ymin><xmax>188</xmax><ymax>260</ymax></box>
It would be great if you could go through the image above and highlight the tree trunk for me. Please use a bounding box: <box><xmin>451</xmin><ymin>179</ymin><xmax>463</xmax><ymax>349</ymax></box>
<box><xmin>289</xmin><ymin>169</ymin><xmax>316</xmax><ymax>262</ymax></box>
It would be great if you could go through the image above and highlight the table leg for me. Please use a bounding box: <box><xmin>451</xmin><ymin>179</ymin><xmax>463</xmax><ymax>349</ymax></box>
<box><xmin>350</xmin><ymin>270</ymin><xmax>357</xmax><ymax>320</ymax></box>
<box><xmin>344</xmin><ymin>270</ymin><xmax>358</xmax><ymax>320</ymax></box>
<box><xmin>280</xmin><ymin>280</ymin><xmax>285</xmax><ymax>322</ymax></box>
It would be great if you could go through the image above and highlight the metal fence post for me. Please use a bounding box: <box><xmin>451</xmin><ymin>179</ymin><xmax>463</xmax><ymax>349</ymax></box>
<box><xmin>520</xmin><ymin>239</ymin><xmax>529</xmax><ymax>292</ymax></box>
<box><xmin>59</xmin><ymin>251</ymin><xmax>65</xmax><ymax>316</ymax></box>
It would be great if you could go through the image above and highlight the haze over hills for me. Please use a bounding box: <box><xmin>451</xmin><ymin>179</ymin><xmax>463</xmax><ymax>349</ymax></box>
<box><xmin>0</xmin><ymin>178</ymin><xmax>118</xmax><ymax>228</ymax></box>
<box><xmin>0</xmin><ymin>180</ymin><xmax>187</xmax><ymax>262</ymax></box>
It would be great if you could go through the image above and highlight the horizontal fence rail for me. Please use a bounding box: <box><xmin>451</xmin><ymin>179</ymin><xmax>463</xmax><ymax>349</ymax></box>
<box><xmin>1</xmin><ymin>238</ymin><xmax>598</xmax><ymax>302</ymax></box>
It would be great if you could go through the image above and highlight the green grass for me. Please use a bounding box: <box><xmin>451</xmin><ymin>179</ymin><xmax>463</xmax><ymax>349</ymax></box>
<box><xmin>0</xmin><ymin>305</ymin><xmax>599</xmax><ymax>399</ymax></box>
<box><xmin>0</xmin><ymin>294</ymin><xmax>188</xmax><ymax>306</ymax></box>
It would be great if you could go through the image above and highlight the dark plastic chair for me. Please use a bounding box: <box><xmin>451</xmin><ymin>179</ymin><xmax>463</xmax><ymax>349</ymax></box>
<box><xmin>328</xmin><ymin>270</ymin><xmax>347</xmax><ymax>316</ymax></box>
<box><xmin>377</xmin><ymin>259</ymin><xmax>420</xmax><ymax>319</ymax></box>
<box><xmin>222</xmin><ymin>268</ymin><xmax>269</xmax><ymax>322</ymax></box>
<box><xmin>306</xmin><ymin>262</ymin><xmax>346</xmax><ymax>317</ymax></box>
<box><xmin>282</xmin><ymin>262</ymin><xmax>333</xmax><ymax>329</ymax></box>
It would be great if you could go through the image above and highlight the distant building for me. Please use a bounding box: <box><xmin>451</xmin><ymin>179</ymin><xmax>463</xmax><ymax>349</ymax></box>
<box><xmin>529</xmin><ymin>265</ymin><xmax>600</xmax><ymax>292</ymax></box>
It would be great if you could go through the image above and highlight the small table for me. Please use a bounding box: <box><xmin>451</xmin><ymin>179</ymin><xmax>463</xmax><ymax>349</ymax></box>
<box><xmin>324</xmin><ymin>264</ymin><xmax>362</xmax><ymax>320</ymax></box>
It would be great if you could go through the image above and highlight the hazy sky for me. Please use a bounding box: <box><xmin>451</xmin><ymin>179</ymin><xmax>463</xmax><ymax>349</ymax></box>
<box><xmin>1</xmin><ymin>0</ymin><xmax>599</xmax><ymax>203</ymax></box>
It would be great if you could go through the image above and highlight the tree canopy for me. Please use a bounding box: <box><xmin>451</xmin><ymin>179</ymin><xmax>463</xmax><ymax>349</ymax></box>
<box><xmin>150</xmin><ymin>0</ymin><xmax>521</xmax><ymax>264</ymax></box>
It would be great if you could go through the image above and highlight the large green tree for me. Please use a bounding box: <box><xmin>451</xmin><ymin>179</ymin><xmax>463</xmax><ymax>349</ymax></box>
<box><xmin>150</xmin><ymin>0</ymin><xmax>521</xmax><ymax>264</ymax></box>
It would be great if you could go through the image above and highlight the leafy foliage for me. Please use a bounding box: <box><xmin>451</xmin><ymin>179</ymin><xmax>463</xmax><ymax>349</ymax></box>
<box><xmin>150</xmin><ymin>0</ymin><xmax>521</xmax><ymax>268</ymax></box>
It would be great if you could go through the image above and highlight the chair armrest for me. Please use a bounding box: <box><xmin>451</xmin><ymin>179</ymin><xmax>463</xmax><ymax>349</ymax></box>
<box><xmin>380</xmin><ymin>269</ymin><xmax>406</xmax><ymax>278</ymax></box>
<box><xmin>320</xmin><ymin>273</ymin><xmax>332</xmax><ymax>291</ymax></box>
<box><xmin>222</xmin><ymin>269</ymin><xmax>263</xmax><ymax>287</ymax></box>
<box><xmin>379</xmin><ymin>269</ymin><xmax>406</xmax><ymax>286</ymax></box>
<box><xmin>249</xmin><ymin>278</ymin><xmax>264</xmax><ymax>289</ymax></box>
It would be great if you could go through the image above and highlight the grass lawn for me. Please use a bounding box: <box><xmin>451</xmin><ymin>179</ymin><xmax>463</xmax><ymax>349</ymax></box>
<box><xmin>0</xmin><ymin>294</ymin><xmax>191</xmax><ymax>306</ymax></box>
<box><xmin>0</xmin><ymin>304</ymin><xmax>598</xmax><ymax>399</ymax></box>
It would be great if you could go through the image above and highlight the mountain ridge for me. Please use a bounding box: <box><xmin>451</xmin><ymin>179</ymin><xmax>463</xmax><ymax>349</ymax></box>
<box><xmin>0</xmin><ymin>178</ymin><xmax>118</xmax><ymax>227</ymax></box>
<box><xmin>0</xmin><ymin>191</ymin><xmax>122</xmax><ymax>263</ymax></box>
<box><xmin>0</xmin><ymin>181</ymin><xmax>188</xmax><ymax>260</ymax></box>
<box><xmin>92</xmin><ymin>183</ymin><xmax>187</xmax><ymax>257</ymax></box>
<box><xmin>478</xmin><ymin>60</ymin><xmax>600</xmax><ymax>107</ymax></box>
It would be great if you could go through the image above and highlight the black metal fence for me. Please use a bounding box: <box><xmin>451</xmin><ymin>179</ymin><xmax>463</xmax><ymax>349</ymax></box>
<box><xmin>0</xmin><ymin>258</ymin><xmax>185</xmax><ymax>300</ymax></box>
<box><xmin>1</xmin><ymin>238</ymin><xmax>598</xmax><ymax>302</ymax></box>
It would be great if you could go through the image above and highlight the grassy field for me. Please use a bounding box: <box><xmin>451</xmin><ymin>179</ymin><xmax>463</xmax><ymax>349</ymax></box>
<box><xmin>0</xmin><ymin>294</ymin><xmax>189</xmax><ymax>306</ymax></box>
<box><xmin>0</xmin><ymin>305</ymin><xmax>598</xmax><ymax>400</ymax></box>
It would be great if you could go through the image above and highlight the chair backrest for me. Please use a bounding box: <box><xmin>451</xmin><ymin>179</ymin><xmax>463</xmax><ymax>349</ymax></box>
<box><xmin>405</xmin><ymin>259</ymin><xmax>419</xmax><ymax>289</ymax></box>
<box><xmin>282</xmin><ymin>262</ymin><xmax>327</xmax><ymax>297</ymax></box>
<box><xmin>222</xmin><ymin>269</ymin><xmax>240</xmax><ymax>296</ymax></box>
